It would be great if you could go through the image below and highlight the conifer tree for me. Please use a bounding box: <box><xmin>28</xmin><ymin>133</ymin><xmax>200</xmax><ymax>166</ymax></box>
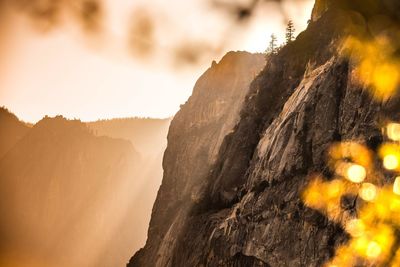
<box><xmin>266</xmin><ymin>34</ymin><xmax>278</xmax><ymax>55</ymax></box>
<box><xmin>285</xmin><ymin>20</ymin><xmax>295</xmax><ymax>44</ymax></box>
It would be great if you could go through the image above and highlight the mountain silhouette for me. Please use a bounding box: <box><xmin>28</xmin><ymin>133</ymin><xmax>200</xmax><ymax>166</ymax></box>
<box><xmin>0</xmin><ymin>113</ymin><xmax>168</xmax><ymax>267</ymax></box>
<box><xmin>0</xmin><ymin>107</ymin><xmax>30</xmax><ymax>159</ymax></box>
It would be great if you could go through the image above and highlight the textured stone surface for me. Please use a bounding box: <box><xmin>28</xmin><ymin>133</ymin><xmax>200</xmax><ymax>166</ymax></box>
<box><xmin>311</xmin><ymin>0</ymin><xmax>400</xmax><ymax>22</ymax></box>
<box><xmin>128</xmin><ymin>2</ymin><xmax>398</xmax><ymax>266</ymax></box>
<box><xmin>128</xmin><ymin>51</ymin><xmax>265</xmax><ymax>267</ymax></box>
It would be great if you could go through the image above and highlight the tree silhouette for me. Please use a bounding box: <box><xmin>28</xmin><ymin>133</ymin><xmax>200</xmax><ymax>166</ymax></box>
<box><xmin>285</xmin><ymin>20</ymin><xmax>295</xmax><ymax>44</ymax></box>
<box><xmin>266</xmin><ymin>34</ymin><xmax>278</xmax><ymax>55</ymax></box>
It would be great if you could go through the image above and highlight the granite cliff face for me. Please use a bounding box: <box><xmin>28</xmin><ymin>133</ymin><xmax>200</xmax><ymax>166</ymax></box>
<box><xmin>128</xmin><ymin>51</ymin><xmax>265</xmax><ymax>266</ymax></box>
<box><xmin>311</xmin><ymin>0</ymin><xmax>400</xmax><ymax>22</ymax></box>
<box><xmin>129</xmin><ymin>2</ymin><xmax>400</xmax><ymax>266</ymax></box>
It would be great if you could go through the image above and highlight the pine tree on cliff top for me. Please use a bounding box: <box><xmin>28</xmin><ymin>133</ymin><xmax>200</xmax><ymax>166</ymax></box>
<box><xmin>285</xmin><ymin>20</ymin><xmax>295</xmax><ymax>44</ymax></box>
<box><xmin>266</xmin><ymin>34</ymin><xmax>278</xmax><ymax>55</ymax></box>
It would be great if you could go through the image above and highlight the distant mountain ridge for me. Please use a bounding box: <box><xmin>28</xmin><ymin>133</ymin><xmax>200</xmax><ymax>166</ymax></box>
<box><xmin>0</xmin><ymin>107</ymin><xmax>30</xmax><ymax>159</ymax></box>
<box><xmin>0</xmin><ymin>110</ymin><xmax>169</xmax><ymax>267</ymax></box>
<box><xmin>87</xmin><ymin>118</ymin><xmax>170</xmax><ymax>156</ymax></box>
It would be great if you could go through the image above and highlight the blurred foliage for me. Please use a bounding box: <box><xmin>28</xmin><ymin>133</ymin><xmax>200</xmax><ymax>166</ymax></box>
<box><xmin>0</xmin><ymin>0</ymin><xmax>103</xmax><ymax>32</ymax></box>
<box><xmin>303</xmin><ymin>10</ymin><xmax>400</xmax><ymax>265</ymax></box>
<box><xmin>0</xmin><ymin>0</ymin><xmax>294</xmax><ymax>67</ymax></box>
<box><xmin>128</xmin><ymin>9</ymin><xmax>155</xmax><ymax>58</ymax></box>
<box><xmin>303</xmin><ymin>140</ymin><xmax>400</xmax><ymax>266</ymax></box>
<box><xmin>209</xmin><ymin>0</ymin><xmax>287</xmax><ymax>22</ymax></box>
<box><xmin>343</xmin><ymin>36</ymin><xmax>400</xmax><ymax>101</ymax></box>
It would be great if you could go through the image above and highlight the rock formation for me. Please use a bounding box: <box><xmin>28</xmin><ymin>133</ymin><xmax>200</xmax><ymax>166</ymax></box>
<box><xmin>128</xmin><ymin>51</ymin><xmax>265</xmax><ymax>266</ymax></box>
<box><xmin>129</xmin><ymin>1</ymin><xmax>400</xmax><ymax>266</ymax></box>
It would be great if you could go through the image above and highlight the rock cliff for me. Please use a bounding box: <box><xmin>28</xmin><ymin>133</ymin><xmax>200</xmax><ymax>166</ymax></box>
<box><xmin>128</xmin><ymin>1</ymin><xmax>400</xmax><ymax>266</ymax></box>
<box><xmin>128</xmin><ymin>51</ymin><xmax>265</xmax><ymax>266</ymax></box>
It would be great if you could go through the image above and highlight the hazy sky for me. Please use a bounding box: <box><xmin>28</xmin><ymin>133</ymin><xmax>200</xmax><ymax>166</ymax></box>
<box><xmin>0</xmin><ymin>0</ymin><xmax>314</xmax><ymax>123</ymax></box>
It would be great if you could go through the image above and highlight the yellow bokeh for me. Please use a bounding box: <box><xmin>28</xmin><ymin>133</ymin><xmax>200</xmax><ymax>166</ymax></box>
<box><xmin>343</xmin><ymin>36</ymin><xmax>400</xmax><ymax>101</ymax></box>
<box><xmin>387</xmin><ymin>123</ymin><xmax>400</xmax><ymax>141</ymax></box>
<box><xmin>348</xmin><ymin>223</ymin><xmax>394</xmax><ymax>261</ymax></box>
<box><xmin>371</xmin><ymin>63</ymin><xmax>399</xmax><ymax>100</ymax></box>
<box><xmin>303</xmin><ymin>140</ymin><xmax>400</xmax><ymax>265</ymax></box>
<box><xmin>383</xmin><ymin>154</ymin><xmax>399</xmax><ymax>170</ymax></box>
<box><xmin>329</xmin><ymin>142</ymin><xmax>372</xmax><ymax>169</ymax></box>
<box><xmin>359</xmin><ymin>183</ymin><xmax>377</xmax><ymax>202</ymax></box>
<box><xmin>394</xmin><ymin>177</ymin><xmax>400</xmax><ymax>195</ymax></box>
<box><xmin>302</xmin><ymin>177</ymin><xmax>353</xmax><ymax>222</ymax></box>
<box><xmin>366</xmin><ymin>241</ymin><xmax>381</xmax><ymax>259</ymax></box>
<box><xmin>346</xmin><ymin>219</ymin><xmax>365</xmax><ymax>237</ymax></box>
<box><xmin>380</xmin><ymin>143</ymin><xmax>400</xmax><ymax>171</ymax></box>
<box><xmin>304</xmin><ymin>33</ymin><xmax>400</xmax><ymax>266</ymax></box>
<box><xmin>346</xmin><ymin>164</ymin><xmax>366</xmax><ymax>183</ymax></box>
<box><xmin>326</xmin><ymin>246</ymin><xmax>356</xmax><ymax>267</ymax></box>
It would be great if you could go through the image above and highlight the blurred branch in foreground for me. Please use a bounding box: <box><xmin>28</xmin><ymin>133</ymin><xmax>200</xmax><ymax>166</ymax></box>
<box><xmin>0</xmin><ymin>0</ymin><xmax>103</xmax><ymax>32</ymax></box>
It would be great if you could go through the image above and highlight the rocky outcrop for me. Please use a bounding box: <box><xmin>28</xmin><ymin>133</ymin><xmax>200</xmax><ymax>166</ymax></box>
<box><xmin>175</xmin><ymin>59</ymin><xmax>355</xmax><ymax>267</ymax></box>
<box><xmin>128</xmin><ymin>51</ymin><xmax>265</xmax><ymax>267</ymax></box>
<box><xmin>128</xmin><ymin>1</ymin><xmax>400</xmax><ymax>266</ymax></box>
<box><xmin>311</xmin><ymin>0</ymin><xmax>400</xmax><ymax>22</ymax></box>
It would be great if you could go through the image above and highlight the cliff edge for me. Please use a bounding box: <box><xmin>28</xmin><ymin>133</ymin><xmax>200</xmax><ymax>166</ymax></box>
<box><xmin>128</xmin><ymin>1</ymin><xmax>400</xmax><ymax>265</ymax></box>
